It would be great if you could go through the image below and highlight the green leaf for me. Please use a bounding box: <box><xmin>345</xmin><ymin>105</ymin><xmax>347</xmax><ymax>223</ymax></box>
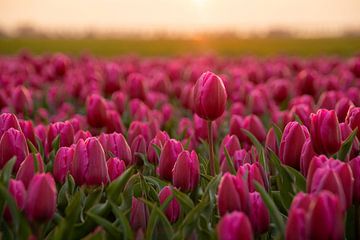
<box><xmin>173</xmin><ymin>189</ymin><xmax>195</xmax><ymax>211</ymax></box>
<box><xmin>223</xmin><ymin>147</ymin><xmax>237</xmax><ymax>175</ymax></box>
<box><xmin>87</xmin><ymin>212</ymin><xmax>121</xmax><ymax>238</ymax></box>
<box><xmin>27</xmin><ymin>139</ymin><xmax>38</xmax><ymax>154</ymax></box>
<box><xmin>283</xmin><ymin>166</ymin><xmax>306</xmax><ymax>192</ymax></box>
<box><xmin>293</xmin><ymin>113</ymin><xmax>304</xmax><ymax>125</ymax></box>
<box><xmin>110</xmin><ymin>201</ymin><xmax>134</xmax><ymax>240</ymax></box>
<box><xmin>0</xmin><ymin>183</ymin><xmax>21</xmax><ymax>236</ymax></box>
<box><xmin>52</xmin><ymin>135</ymin><xmax>61</xmax><ymax>153</ymax></box>
<box><xmin>338</xmin><ymin>128</ymin><xmax>358</xmax><ymax>161</ymax></box>
<box><xmin>255</xmin><ymin>182</ymin><xmax>285</xmax><ymax>239</ymax></box>
<box><xmin>241</xmin><ymin>129</ymin><xmax>263</xmax><ymax>153</ymax></box>
<box><xmin>35</xmin><ymin>137</ymin><xmax>45</xmax><ymax>160</ymax></box>
<box><xmin>271</xmin><ymin>124</ymin><xmax>283</xmax><ymax>145</ymax></box>
<box><xmin>107</xmin><ymin>166</ymin><xmax>135</xmax><ymax>202</ymax></box>
<box><xmin>0</xmin><ymin>157</ymin><xmax>16</xmax><ymax>186</ymax></box>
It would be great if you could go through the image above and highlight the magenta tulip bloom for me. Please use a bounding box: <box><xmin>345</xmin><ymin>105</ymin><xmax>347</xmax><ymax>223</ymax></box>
<box><xmin>159</xmin><ymin>186</ymin><xmax>180</xmax><ymax>223</ymax></box>
<box><xmin>130</xmin><ymin>197</ymin><xmax>149</xmax><ymax>231</ymax></box>
<box><xmin>107</xmin><ymin>157</ymin><xmax>126</xmax><ymax>181</ymax></box>
<box><xmin>172</xmin><ymin>150</ymin><xmax>200</xmax><ymax>192</ymax></box>
<box><xmin>130</xmin><ymin>135</ymin><xmax>147</xmax><ymax>165</ymax></box>
<box><xmin>217</xmin><ymin>211</ymin><xmax>253</xmax><ymax>240</ymax></box>
<box><xmin>158</xmin><ymin>139</ymin><xmax>183</xmax><ymax>181</ymax></box>
<box><xmin>12</xmin><ymin>86</ymin><xmax>33</xmax><ymax>114</ymax></box>
<box><xmin>248</xmin><ymin>192</ymin><xmax>270</xmax><ymax>235</ymax></box>
<box><xmin>47</xmin><ymin>121</ymin><xmax>74</xmax><ymax>154</ymax></box>
<box><xmin>98</xmin><ymin>133</ymin><xmax>132</xmax><ymax>165</ymax></box>
<box><xmin>16</xmin><ymin>153</ymin><xmax>44</xmax><ymax>188</ymax></box>
<box><xmin>0</xmin><ymin>113</ymin><xmax>21</xmax><ymax>137</ymax></box>
<box><xmin>25</xmin><ymin>173</ymin><xmax>57</xmax><ymax>222</ymax></box>
<box><xmin>86</xmin><ymin>94</ymin><xmax>108</xmax><ymax>128</ymax></box>
<box><xmin>237</xmin><ymin>162</ymin><xmax>268</xmax><ymax>192</ymax></box>
<box><xmin>4</xmin><ymin>179</ymin><xmax>26</xmax><ymax>221</ymax></box>
<box><xmin>53</xmin><ymin>147</ymin><xmax>74</xmax><ymax>183</ymax></box>
<box><xmin>193</xmin><ymin>71</ymin><xmax>227</xmax><ymax>121</ymax></box>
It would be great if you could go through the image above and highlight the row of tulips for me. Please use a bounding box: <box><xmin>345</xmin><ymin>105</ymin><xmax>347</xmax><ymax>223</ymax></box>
<box><xmin>1</xmin><ymin>53</ymin><xmax>360</xmax><ymax>239</ymax></box>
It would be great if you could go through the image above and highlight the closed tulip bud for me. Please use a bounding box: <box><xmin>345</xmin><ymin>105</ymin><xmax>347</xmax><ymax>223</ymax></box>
<box><xmin>307</xmin><ymin>156</ymin><xmax>353</xmax><ymax>209</ymax></box>
<box><xmin>229</xmin><ymin>115</ymin><xmax>243</xmax><ymax>141</ymax></box>
<box><xmin>35</xmin><ymin>124</ymin><xmax>47</xmax><ymax>149</ymax></box>
<box><xmin>0</xmin><ymin>113</ymin><xmax>21</xmax><ymax>137</ymax></box>
<box><xmin>127</xmin><ymin>73</ymin><xmax>147</xmax><ymax>101</ymax></box>
<box><xmin>288</xmin><ymin>104</ymin><xmax>312</xmax><ymax>128</ymax></box>
<box><xmin>25</xmin><ymin>173</ymin><xmax>57</xmax><ymax>222</ymax></box>
<box><xmin>107</xmin><ymin>157</ymin><xmax>126</xmax><ymax>181</ymax></box>
<box><xmin>310</xmin><ymin>109</ymin><xmax>341</xmax><ymax>155</ymax></box>
<box><xmin>86</xmin><ymin>94</ymin><xmax>108</xmax><ymax>128</ymax></box>
<box><xmin>98</xmin><ymin>133</ymin><xmax>132</xmax><ymax>165</ymax></box>
<box><xmin>147</xmin><ymin>132</ymin><xmax>169</xmax><ymax>165</ymax></box>
<box><xmin>12</xmin><ymin>86</ymin><xmax>33</xmax><ymax>114</ymax></box>
<box><xmin>286</xmin><ymin>191</ymin><xmax>344</xmax><ymax>240</ymax></box>
<box><xmin>111</xmin><ymin>91</ymin><xmax>126</xmax><ymax>115</ymax></box>
<box><xmin>130</xmin><ymin>197</ymin><xmax>149</xmax><ymax>231</ymax></box>
<box><xmin>103</xmin><ymin>63</ymin><xmax>121</xmax><ymax>94</ymax></box>
<box><xmin>131</xmin><ymin>135</ymin><xmax>147</xmax><ymax>165</ymax></box>
<box><xmin>219</xmin><ymin>135</ymin><xmax>241</xmax><ymax>167</ymax></box>
<box><xmin>265</xmin><ymin>128</ymin><xmax>278</xmax><ymax>155</ymax></box>
<box><xmin>74</xmin><ymin>130</ymin><xmax>92</xmax><ymax>143</ymax></box>
<box><xmin>233</xmin><ymin>149</ymin><xmax>251</xmax><ymax>166</ymax></box>
<box><xmin>218</xmin><ymin>173</ymin><xmax>249</xmax><ymax>216</ymax></box>
<box><xmin>300</xmin><ymin>138</ymin><xmax>316</xmax><ymax>177</ymax></box>
<box><xmin>248</xmin><ymin>88</ymin><xmax>268</xmax><ymax>115</ymax></box>
<box><xmin>295</xmin><ymin>70</ymin><xmax>318</xmax><ymax>96</ymax></box>
<box><xmin>159</xmin><ymin>186</ymin><xmax>180</xmax><ymax>223</ymax></box>
<box><xmin>16</xmin><ymin>153</ymin><xmax>44</xmax><ymax>188</ymax></box>
<box><xmin>173</xmin><ymin>150</ymin><xmax>200</xmax><ymax>192</ymax></box>
<box><xmin>47</xmin><ymin>121</ymin><xmax>74</xmax><ymax>154</ymax></box>
<box><xmin>159</xmin><ymin>139</ymin><xmax>183</xmax><ymax>181</ymax></box>
<box><xmin>193</xmin><ymin>71</ymin><xmax>227</xmax><ymax>121</ymax></box>
<box><xmin>217</xmin><ymin>211</ymin><xmax>253</xmax><ymax>240</ymax></box>
<box><xmin>105</xmin><ymin>110</ymin><xmax>125</xmax><ymax>134</ymax></box>
<box><xmin>0</xmin><ymin>128</ymin><xmax>29</xmax><ymax>171</ymax></box>
<box><xmin>242</xmin><ymin>115</ymin><xmax>267</xmax><ymax>146</ymax></box>
<box><xmin>346</xmin><ymin>107</ymin><xmax>360</xmax><ymax>139</ymax></box>
<box><xmin>237</xmin><ymin>162</ymin><xmax>268</xmax><ymax>192</ymax></box>
<box><xmin>335</xmin><ymin>98</ymin><xmax>354</xmax><ymax>123</ymax></box>
<box><xmin>53</xmin><ymin>147</ymin><xmax>74</xmax><ymax>183</ymax></box>
<box><xmin>19</xmin><ymin>120</ymin><xmax>36</xmax><ymax>146</ymax></box>
<box><xmin>71</xmin><ymin>137</ymin><xmax>109</xmax><ymax>185</ymax></box>
<box><xmin>4</xmin><ymin>179</ymin><xmax>26</xmax><ymax>221</ymax></box>
<box><xmin>279</xmin><ymin>122</ymin><xmax>309</xmax><ymax>169</ymax></box>
<box><xmin>248</xmin><ymin>192</ymin><xmax>270</xmax><ymax>235</ymax></box>
<box><xmin>128</xmin><ymin>121</ymin><xmax>152</xmax><ymax>146</ymax></box>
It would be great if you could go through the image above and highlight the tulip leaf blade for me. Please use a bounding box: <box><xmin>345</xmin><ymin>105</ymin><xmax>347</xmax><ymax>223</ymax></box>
<box><xmin>241</xmin><ymin>129</ymin><xmax>264</xmax><ymax>153</ymax></box>
<box><xmin>338</xmin><ymin>128</ymin><xmax>358</xmax><ymax>161</ymax></box>
<box><xmin>254</xmin><ymin>182</ymin><xmax>285</xmax><ymax>239</ymax></box>
<box><xmin>223</xmin><ymin>147</ymin><xmax>237</xmax><ymax>175</ymax></box>
<box><xmin>283</xmin><ymin>165</ymin><xmax>306</xmax><ymax>192</ymax></box>
<box><xmin>173</xmin><ymin>189</ymin><xmax>195</xmax><ymax>211</ymax></box>
<box><xmin>86</xmin><ymin>212</ymin><xmax>121</xmax><ymax>238</ymax></box>
<box><xmin>109</xmin><ymin>201</ymin><xmax>134</xmax><ymax>240</ymax></box>
<box><xmin>0</xmin><ymin>157</ymin><xmax>16</xmax><ymax>186</ymax></box>
<box><xmin>107</xmin><ymin>166</ymin><xmax>135</xmax><ymax>202</ymax></box>
<box><xmin>271</xmin><ymin>124</ymin><xmax>283</xmax><ymax>145</ymax></box>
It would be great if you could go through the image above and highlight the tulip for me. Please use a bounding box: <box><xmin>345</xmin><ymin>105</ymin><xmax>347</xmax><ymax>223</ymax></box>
<box><xmin>307</xmin><ymin>156</ymin><xmax>353</xmax><ymax>209</ymax></box>
<box><xmin>248</xmin><ymin>192</ymin><xmax>270</xmax><ymax>235</ymax></box>
<box><xmin>111</xmin><ymin>91</ymin><xmax>126</xmax><ymax>115</ymax></box>
<box><xmin>19</xmin><ymin>120</ymin><xmax>36</xmax><ymax>146</ymax></box>
<box><xmin>127</xmin><ymin>73</ymin><xmax>147</xmax><ymax>101</ymax></box>
<box><xmin>16</xmin><ymin>153</ymin><xmax>44</xmax><ymax>188</ymax></box>
<box><xmin>71</xmin><ymin>137</ymin><xmax>109</xmax><ymax>185</ymax></box>
<box><xmin>310</xmin><ymin>109</ymin><xmax>341</xmax><ymax>155</ymax></box>
<box><xmin>300</xmin><ymin>138</ymin><xmax>316</xmax><ymax>177</ymax></box>
<box><xmin>4</xmin><ymin>179</ymin><xmax>26</xmax><ymax>221</ymax></box>
<box><xmin>346</xmin><ymin>107</ymin><xmax>360</xmax><ymax>139</ymax></box>
<box><xmin>285</xmin><ymin>191</ymin><xmax>344</xmax><ymax>240</ymax></box>
<box><xmin>288</xmin><ymin>104</ymin><xmax>312</xmax><ymax>128</ymax></box>
<box><xmin>217</xmin><ymin>211</ymin><xmax>253</xmax><ymax>240</ymax></box>
<box><xmin>237</xmin><ymin>162</ymin><xmax>268</xmax><ymax>192</ymax></box>
<box><xmin>279</xmin><ymin>121</ymin><xmax>309</xmax><ymax>169</ymax></box>
<box><xmin>103</xmin><ymin>62</ymin><xmax>121</xmax><ymax>94</ymax></box>
<box><xmin>86</xmin><ymin>94</ymin><xmax>108</xmax><ymax>128</ymax></box>
<box><xmin>147</xmin><ymin>132</ymin><xmax>170</xmax><ymax>165</ymax></box>
<box><xmin>98</xmin><ymin>133</ymin><xmax>132</xmax><ymax>165</ymax></box>
<box><xmin>193</xmin><ymin>114</ymin><xmax>218</xmax><ymax>141</ymax></box>
<box><xmin>53</xmin><ymin>147</ymin><xmax>74</xmax><ymax>183</ymax></box>
<box><xmin>248</xmin><ymin>88</ymin><xmax>268</xmax><ymax>115</ymax></box>
<box><xmin>335</xmin><ymin>97</ymin><xmax>354</xmax><ymax>123</ymax></box>
<box><xmin>12</xmin><ymin>86</ymin><xmax>33</xmax><ymax>114</ymax></box>
<box><xmin>218</xmin><ymin>173</ymin><xmax>249</xmax><ymax>216</ymax></box>
<box><xmin>128</xmin><ymin>121</ymin><xmax>152</xmax><ymax>145</ymax></box>
<box><xmin>0</xmin><ymin>113</ymin><xmax>21</xmax><ymax>137</ymax></box>
<box><xmin>105</xmin><ymin>110</ymin><xmax>125</xmax><ymax>134</ymax></box>
<box><xmin>265</xmin><ymin>128</ymin><xmax>278</xmax><ymax>155</ymax></box>
<box><xmin>159</xmin><ymin>186</ymin><xmax>180</xmax><ymax>223</ymax></box>
<box><xmin>193</xmin><ymin>71</ymin><xmax>227</xmax><ymax>121</ymax></box>
<box><xmin>25</xmin><ymin>173</ymin><xmax>57</xmax><ymax>222</ymax></box>
<box><xmin>130</xmin><ymin>197</ymin><xmax>149</xmax><ymax>231</ymax></box>
<box><xmin>131</xmin><ymin>135</ymin><xmax>147</xmax><ymax>165</ymax></box>
<box><xmin>219</xmin><ymin>135</ymin><xmax>241</xmax><ymax>168</ymax></box>
<box><xmin>350</xmin><ymin>156</ymin><xmax>360</xmax><ymax>203</ymax></box>
<box><xmin>0</xmin><ymin>128</ymin><xmax>29</xmax><ymax>171</ymax></box>
<box><xmin>35</xmin><ymin>124</ymin><xmax>47</xmax><ymax>149</ymax></box>
<box><xmin>107</xmin><ymin>157</ymin><xmax>126</xmax><ymax>181</ymax></box>
<box><xmin>295</xmin><ymin>70</ymin><xmax>318</xmax><ymax>96</ymax></box>
<box><xmin>172</xmin><ymin>150</ymin><xmax>200</xmax><ymax>192</ymax></box>
<box><xmin>74</xmin><ymin>130</ymin><xmax>92</xmax><ymax>143</ymax></box>
<box><xmin>242</xmin><ymin>115</ymin><xmax>267</xmax><ymax>146</ymax></box>
<box><xmin>158</xmin><ymin>139</ymin><xmax>183</xmax><ymax>181</ymax></box>
<box><xmin>46</xmin><ymin>121</ymin><xmax>74</xmax><ymax>154</ymax></box>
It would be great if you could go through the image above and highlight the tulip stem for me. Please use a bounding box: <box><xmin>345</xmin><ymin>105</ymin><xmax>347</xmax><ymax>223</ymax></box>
<box><xmin>207</xmin><ymin>121</ymin><xmax>215</xmax><ymax>176</ymax></box>
<box><xmin>356</xmin><ymin>203</ymin><xmax>360</xmax><ymax>240</ymax></box>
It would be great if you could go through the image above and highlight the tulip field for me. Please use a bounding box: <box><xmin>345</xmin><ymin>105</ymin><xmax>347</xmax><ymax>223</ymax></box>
<box><xmin>1</xmin><ymin>52</ymin><xmax>360</xmax><ymax>240</ymax></box>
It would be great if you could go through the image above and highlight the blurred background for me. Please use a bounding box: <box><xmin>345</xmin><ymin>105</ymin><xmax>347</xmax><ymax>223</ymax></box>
<box><xmin>0</xmin><ymin>0</ymin><xmax>360</xmax><ymax>56</ymax></box>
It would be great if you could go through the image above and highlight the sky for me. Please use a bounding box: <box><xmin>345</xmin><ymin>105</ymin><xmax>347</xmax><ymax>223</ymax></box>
<box><xmin>0</xmin><ymin>0</ymin><xmax>360</xmax><ymax>36</ymax></box>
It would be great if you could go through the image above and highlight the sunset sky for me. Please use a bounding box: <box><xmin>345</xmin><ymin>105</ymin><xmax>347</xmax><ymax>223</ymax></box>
<box><xmin>0</xmin><ymin>0</ymin><xmax>360</xmax><ymax>35</ymax></box>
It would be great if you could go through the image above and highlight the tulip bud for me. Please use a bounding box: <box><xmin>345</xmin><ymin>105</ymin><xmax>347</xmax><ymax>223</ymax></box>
<box><xmin>218</xmin><ymin>173</ymin><xmax>249</xmax><ymax>216</ymax></box>
<box><xmin>335</xmin><ymin>97</ymin><xmax>354</xmax><ymax>123</ymax></box>
<box><xmin>111</xmin><ymin>91</ymin><xmax>126</xmax><ymax>115</ymax></box>
<box><xmin>242</xmin><ymin>115</ymin><xmax>267</xmax><ymax>147</ymax></box>
<box><xmin>12</xmin><ymin>86</ymin><xmax>33</xmax><ymax>114</ymax></box>
<box><xmin>4</xmin><ymin>179</ymin><xmax>26</xmax><ymax>221</ymax></box>
<box><xmin>237</xmin><ymin>162</ymin><xmax>268</xmax><ymax>192</ymax></box>
<box><xmin>131</xmin><ymin>135</ymin><xmax>147</xmax><ymax>165</ymax></box>
<box><xmin>0</xmin><ymin>128</ymin><xmax>29</xmax><ymax>171</ymax></box>
<box><xmin>219</xmin><ymin>135</ymin><xmax>241</xmax><ymax>168</ymax></box>
<box><xmin>172</xmin><ymin>150</ymin><xmax>200</xmax><ymax>192</ymax></box>
<box><xmin>159</xmin><ymin>186</ymin><xmax>180</xmax><ymax>223</ymax></box>
<box><xmin>217</xmin><ymin>211</ymin><xmax>253</xmax><ymax>240</ymax></box>
<box><xmin>107</xmin><ymin>157</ymin><xmax>126</xmax><ymax>181</ymax></box>
<box><xmin>71</xmin><ymin>137</ymin><xmax>109</xmax><ymax>185</ymax></box>
<box><xmin>265</xmin><ymin>128</ymin><xmax>278</xmax><ymax>155</ymax></box>
<box><xmin>86</xmin><ymin>94</ymin><xmax>108</xmax><ymax>128</ymax></box>
<box><xmin>300</xmin><ymin>138</ymin><xmax>316</xmax><ymax>177</ymax></box>
<box><xmin>286</xmin><ymin>191</ymin><xmax>344</xmax><ymax>240</ymax></box>
<box><xmin>19</xmin><ymin>120</ymin><xmax>36</xmax><ymax>146</ymax></box>
<box><xmin>127</xmin><ymin>73</ymin><xmax>147</xmax><ymax>101</ymax></box>
<box><xmin>130</xmin><ymin>197</ymin><xmax>149</xmax><ymax>231</ymax></box>
<box><xmin>128</xmin><ymin>121</ymin><xmax>152</xmax><ymax>146</ymax></box>
<box><xmin>279</xmin><ymin>122</ymin><xmax>309</xmax><ymax>169</ymax></box>
<box><xmin>0</xmin><ymin>113</ymin><xmax>21</xmax><ymax>137</ymax></box>
<box><xmin>105</xmin><ymin>110</ymin><xmax>125</xmax><ymax>134</ymax></box>
<box><xmin>47</xmin><ymin>121</ymin><xmax>74</xmax><ymax>154</ymax></box>
<box><xmin>25</xmin><ymin>173</ymin><xmax>57</xmax><ymax>222</ymax></box>
<box><xmin>346</xmin><ymin>107</ymin><xmax>360</xmax><ymax>140</ymax></box>
<box><xmin>74</xmin><ymin>130</ymin><xmax>92</xmax><ymax>143</ymax></box>
<box><xmin>98</xmin><ymin>133</ymin><xmax>132</xmax><ymax>165</ymax></box>
<box><xmin>34</xmin><ymin>124</ymin><xmax>47</xmax><ymax>149</ymax></box>
<box><xmin>147</xmin><ymin>131</ymin><xmax>170</xmax><ymax>164</ymax></box>
<box><xmin>53</xmin><ymin>147</ymin><xmax>74</xmax><ymax>183</ymax></box>
<box><xmin>193</xmin><ymin>71</ymin><xmax>227</xmax><ymax>121</ymax></box>
<box><xmin>159</xmin><ymin>139</ymin><xmax>183</xmax><ymax>181</ymax></box>
<box><xmin>16</xmin><ymin>153</ymin><xmax>44</xmax><ymax>188</ymax></box>
<box><xmin>310</xmin><ymin>109</ymin><xmax>341</xmax><ymax>155</ymax></box>
<box><xmin>248</xmin><ymin>192</ymin><xmax>270</xmax><ymax>235</ymax></box>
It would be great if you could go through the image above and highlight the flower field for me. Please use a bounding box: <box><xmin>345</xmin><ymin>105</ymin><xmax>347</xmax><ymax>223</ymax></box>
<box><xmin>1</xmin><ymin>52</ymin><xmax>360</xmax><ymax>239</ymax></box>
